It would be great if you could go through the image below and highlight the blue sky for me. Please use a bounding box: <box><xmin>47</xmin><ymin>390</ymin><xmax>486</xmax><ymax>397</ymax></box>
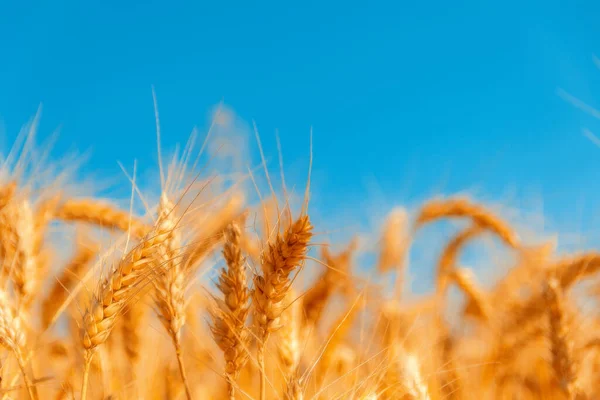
<box><xmin>1</xmin><ymin>1</ymin><xmax>600</xmax><ymax>255</ymax></box>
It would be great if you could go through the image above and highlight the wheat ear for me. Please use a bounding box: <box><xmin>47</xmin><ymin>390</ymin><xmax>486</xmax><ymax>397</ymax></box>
<box><xmin>210</xmin><ymin>221</ymin><xmax>250</xmax><ymax>400</ymax></box>
<box><xmin>152</xmin><ymin>194</ymin><xmax>192</xmax><ymax>400</ymax></box>
<box><xmin>253</xmin><ymin>215</ymin><xmax>313</xmax><ymax>400</ymax></box>
<box><xmin>56</xmin><ymin>199</ymin><xmax>150</xmax><ymax>238</ymax></box>
<box><xmin>80</xmin><ymin>224</ymin><xmax>168</xmax><ymax>399</ymax></box>
<box><xmin>415</xmin><ymin>197</ymin><xmax>520</xmax><ymax>248</ymax></box>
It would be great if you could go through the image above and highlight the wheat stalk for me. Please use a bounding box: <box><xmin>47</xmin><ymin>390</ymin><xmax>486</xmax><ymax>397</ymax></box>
<box><xmin>450</xmin><ymin>267</ymin><xmax>491</xmax><ymax>322</ymax></box>
<box><xmin>436</xmin><ymin>225</ymin><xmax>483</xmax><ymax>298</ymax></box>
<box><xmin>279</xmin><ymin>290</ymin><xmax>301</xmax><ymax>394</ymax></box>
<box><xmin>41</xmin><ymin>238</ymin><xmax>98</xmax><ymax>329</ymax></box>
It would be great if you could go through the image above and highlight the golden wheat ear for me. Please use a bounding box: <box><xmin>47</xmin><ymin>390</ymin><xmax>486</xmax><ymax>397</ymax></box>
<box><xmin>252</xmin><ymin>214</ymin><xmax>313</xmax><ymax>400</ymax></box>
<box><xmin>209</xmin><ymin>221</ymin><xmax>251</xmax><ymax>400</ymax></box>
<box><xmin>414</xmin><ymin>197</ymin><xmax>520</xmax><ymax>248</ymax></box>
<box><xmin>56</xmin><ymin>199</ymin><xmax>150</xmax><ymax>238</ymax></box>
<box><xmin>80</xmin><ymin>220</ymin><xmax>171</xmax><ymax>400</ymax></box>
<box><xmin>150</xmin><ymin>193</ymin><xmax>193</xmax><ymax>399</ymax></box>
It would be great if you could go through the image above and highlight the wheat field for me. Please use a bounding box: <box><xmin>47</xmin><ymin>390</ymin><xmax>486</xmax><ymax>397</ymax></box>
<box><xmin>0</xmin><ymin>116</ymin><xmax>597</xmax><ymax>400</ymax></box>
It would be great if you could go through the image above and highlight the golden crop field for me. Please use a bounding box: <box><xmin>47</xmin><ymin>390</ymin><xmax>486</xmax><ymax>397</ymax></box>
<box><xmin>0</xmin><ymin>116</ymin><xmax>597</xmax><ymax>400</ymax></box>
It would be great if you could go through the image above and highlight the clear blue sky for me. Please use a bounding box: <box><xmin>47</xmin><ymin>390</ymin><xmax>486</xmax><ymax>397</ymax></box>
<box><xmin>1</xmin><ymin>1</ymin><xmax>600</xmax><ymax>243</ymax></box>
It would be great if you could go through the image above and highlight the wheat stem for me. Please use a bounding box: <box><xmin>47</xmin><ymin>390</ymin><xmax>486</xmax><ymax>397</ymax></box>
<box><xmin>15</xmin><ymin>350</ymin><xmax>36</xmax><ymax>400</ymax></box>
<box><xmin>81</xmin><ymin>351</ymin><xmax>93</xmax><ymax>400</ymax></box>
<box><xmin>258</xmin><ymin>339</ymin><xmax>267</xmax><ymax>400</ymax></box>
<box><xmin>227</xmin><ymin>377</ymin><xmax>236</xmax><ymax>400</ymax></box>
<box><xmin>174</xmin><ymin>338</ymin><xmax>193</xmax><ymax>400</ymax></box>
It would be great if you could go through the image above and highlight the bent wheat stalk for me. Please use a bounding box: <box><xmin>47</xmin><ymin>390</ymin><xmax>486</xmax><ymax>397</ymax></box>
<box><xmin>436</xmin><ymin>225</ymin><xmax>483</xmax><ymax>300</ymax></box>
